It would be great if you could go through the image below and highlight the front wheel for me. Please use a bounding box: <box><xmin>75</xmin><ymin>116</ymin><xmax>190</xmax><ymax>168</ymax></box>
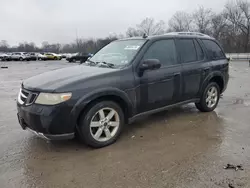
<box><xmin>77</xmin><ymin>101</ymin><xmax>124</xmax><ymax>148</ymax></box>
<box><xmin>195</xmin><ymin>82</ymin><xmax>220</xmax><ymax>112</ymax></box>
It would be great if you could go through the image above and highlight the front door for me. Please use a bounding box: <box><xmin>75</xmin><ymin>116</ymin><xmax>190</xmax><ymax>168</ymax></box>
<box><xmin>135</xmin><ymin>39</ymin><xmax>182</xmax><ymax>113</ymax></box>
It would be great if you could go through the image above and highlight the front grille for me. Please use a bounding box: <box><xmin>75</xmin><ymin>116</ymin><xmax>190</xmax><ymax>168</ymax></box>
<box><xmin>18</xmin><ymin>88</ymin><xmax>38</xmax><ymax>105</ymax></box>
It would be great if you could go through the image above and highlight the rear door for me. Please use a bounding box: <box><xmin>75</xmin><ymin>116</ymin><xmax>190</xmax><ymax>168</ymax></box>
<box><xmin>176</xmin><ymin>38</ymin><xmax>210</xmax><ymax>101</ymax></box>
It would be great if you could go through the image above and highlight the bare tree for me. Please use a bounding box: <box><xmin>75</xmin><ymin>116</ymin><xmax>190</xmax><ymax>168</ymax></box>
<box><xmin>211</xmin><ymin>13</ymin><xmax>228</xmax><ymax>39</ymax></box>
<box><xmin>137</xmin><ymin>17</ymin><xmax>166</xmax><ymax>35</ymax></box>
<box><xmin>0</xmin><ymin>40</ymin><xmax>9</xmax><ymax>52</ymax></box>
<box><xmin>126</xmin><ymin>27</ymin><xmax>142</xmax><ymax>37</ymax></box>
<box><xmin>168</xmin><ymin>11</ymin><xmax>193</xmax><ymax>32</ymax></box>
<box><xmin>126</xmin><ymin>18</ymin><xmax>166</xmax><ymax>37</ymax></box>
<box><xmin>193</xmin><ymin>6</ymin><xmax>214</xmax><ymax>34</ymax></box>
<box><xmin>225</xmin><ymin>0</ymin><xmax>250</xmax><ymax>52</ymax></box>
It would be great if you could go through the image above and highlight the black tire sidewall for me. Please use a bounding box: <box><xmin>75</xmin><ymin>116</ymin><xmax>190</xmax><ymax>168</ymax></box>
<box><xmin>198</xmin><ymin>82</ymin><xmax>220</xmax><ymax>112</ymax></box>
<box><xmin>78</xmin><ymin>101</ymin><xmax>125</xmax><ymax>148</ymax></box>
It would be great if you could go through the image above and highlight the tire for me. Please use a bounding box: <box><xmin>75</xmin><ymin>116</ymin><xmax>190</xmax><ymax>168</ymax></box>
<box><xmin>195</xmin><ymin>82</ymin><xmax>220</xmax><ymax>112</ymax></box>
<box><xmin>77</xmin><ymin>101</ymin><xmax>125</xmax><ymax>148</ymax></box>
<box><xmin>19</xmin><ymin>57</ymin><xmax>23</xmax><ymax>61</ymax></box>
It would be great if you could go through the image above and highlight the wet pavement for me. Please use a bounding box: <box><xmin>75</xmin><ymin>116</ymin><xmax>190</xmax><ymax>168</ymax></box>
<box><xmin>0</xmin><ymin>60</ymin><xmax>250</xmax><ymax>188</ymax></box>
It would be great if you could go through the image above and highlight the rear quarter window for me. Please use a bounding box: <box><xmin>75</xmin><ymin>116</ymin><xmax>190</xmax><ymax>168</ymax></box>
<box><xmin>201</xmin><ymin>39</ymin><xmax>225</xmax><ymax>60</ymax></box>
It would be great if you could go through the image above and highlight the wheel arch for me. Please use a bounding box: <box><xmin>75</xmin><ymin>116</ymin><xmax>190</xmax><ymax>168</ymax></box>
<box><xmin>71</xmin><ymin>88</ymin><xmax>134</xmax><ymax>127</ymax></box>
<box><xmin>200</xmin><ymin>72</ymin><xmax>225</xmax><ymax>94</ymax></box>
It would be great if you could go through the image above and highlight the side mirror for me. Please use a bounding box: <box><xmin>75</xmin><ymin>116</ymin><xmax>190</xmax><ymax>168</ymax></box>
<box><xmin>139</xmin><ymin>59</ymin><xmax>161</xmax><ymax>72</ymax></box>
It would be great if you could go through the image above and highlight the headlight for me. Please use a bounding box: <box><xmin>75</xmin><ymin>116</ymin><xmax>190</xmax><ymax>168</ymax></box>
<box><xmin>35</xmin><ymin>92</ymin><xmax>72</xmax><ymax>105</ymax></box>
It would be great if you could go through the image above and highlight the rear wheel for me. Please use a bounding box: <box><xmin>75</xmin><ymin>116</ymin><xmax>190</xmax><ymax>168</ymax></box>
<box><xmin>77</xmin><ymin>101</ymin><xmax>124</xmax><ymax>148</ymax></box>
<box><xmin>19</xmin><ymin>57</ymin><xmax>23</xmax><ymax>61</ymax></box>
<box><xmin>195</xmin><ymin>82</ymin><xmax>220</xmax><ymax>112</ymax></box>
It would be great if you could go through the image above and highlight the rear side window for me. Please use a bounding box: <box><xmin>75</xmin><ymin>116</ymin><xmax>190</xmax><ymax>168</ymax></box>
<box><xmin>201</xmin><ymin>39</ymin><xmax>225</xmax><ymax>60</ymax></box>
<box><xmin>143</xmin><ymin>39</ymin><xmax>177</xmax><ymax>67</ymax></box>
<box><xmin>176</xmin><ymin>39</ymin><xmax>197</xmax><ymax>63</ymax></box>
<box><xmin>194</xmin><ymin>40</ymin><xmax>204</xmax><ymax>61</ymax></box>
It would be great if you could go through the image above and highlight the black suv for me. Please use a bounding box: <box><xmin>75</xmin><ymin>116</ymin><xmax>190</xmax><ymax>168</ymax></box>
<box><xmin>66</xmin><ymin>53</ymin><xmax>91</xmax><ymax>63</ymax></box>
<box><xmin>17</xmin><ymin>32</ymin><xmax>229</xmax><ymax>148</ymax></box>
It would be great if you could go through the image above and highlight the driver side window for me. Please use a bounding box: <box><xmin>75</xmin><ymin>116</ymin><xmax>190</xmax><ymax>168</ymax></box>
<box><xmin>143</xmin><ymin>39</ymin><xmax>177</xmax><ymax>67</ymax></box>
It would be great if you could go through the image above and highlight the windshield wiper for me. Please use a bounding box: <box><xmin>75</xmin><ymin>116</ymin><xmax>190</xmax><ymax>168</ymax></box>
<box><xmin>98</xmin><ymin>61</ymin><xmax>115</xmax><ymax>68</ymax></box>
<box><xmin>81</xmin><ymin>59</ymin><xmax>97</xmax><ymax>65</ymax></box>
<box><xmin>83</xmin><ymin>59</ymin><xmax>115</xmax><ymax>68</ymax></box>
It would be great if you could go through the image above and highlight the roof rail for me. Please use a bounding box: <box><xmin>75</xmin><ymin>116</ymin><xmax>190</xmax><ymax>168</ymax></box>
<box><xmin>165</xmin><ymin>32</ymin><xmax>212</xmax><ymax>38</ymax></box>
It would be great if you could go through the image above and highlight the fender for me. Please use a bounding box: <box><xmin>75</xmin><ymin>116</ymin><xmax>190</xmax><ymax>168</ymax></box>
<box><xmin>70</xmin><ymin>87</ymin><xmax>134</xmax><ymax>124</ymax></box>
<box><xmin>199</xmin><ymin>71</ymin><xmax>225</xmax><ymax>95</ymax></box>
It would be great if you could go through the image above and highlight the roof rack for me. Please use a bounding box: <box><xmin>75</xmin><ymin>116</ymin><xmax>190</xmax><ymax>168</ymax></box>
<box><xmin>165</xmin><ymin>32</ymin><xmax>212</xmax><ymax>38</ymax></box>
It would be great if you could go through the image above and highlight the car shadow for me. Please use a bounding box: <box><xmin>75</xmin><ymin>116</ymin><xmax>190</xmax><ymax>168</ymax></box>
<box><xmin>121</xmin><ymin>104</ymin><xmax>222</xmax><ymax>138</ymax></box>
<box><xmin>24</xmin><ymin>104</ymin><xmax>222</xmax><ymax>152</ymax></box>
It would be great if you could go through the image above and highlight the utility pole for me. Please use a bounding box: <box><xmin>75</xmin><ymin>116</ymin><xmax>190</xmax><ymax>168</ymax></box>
<box><xmin>75</xmin><ymin>28</ymin><xmax>80</xmax><ymax>51</ymax></box>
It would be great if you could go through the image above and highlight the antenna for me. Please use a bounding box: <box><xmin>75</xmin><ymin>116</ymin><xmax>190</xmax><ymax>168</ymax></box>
<box><xmin>75</xmin><ymin>28</ymin><xmax>80</xmax><ymax>50</ymax></box>
<box><xmin>143</xmin><ymin>33</ymin><xmax>148</xmax><ymax>38</ymax></box>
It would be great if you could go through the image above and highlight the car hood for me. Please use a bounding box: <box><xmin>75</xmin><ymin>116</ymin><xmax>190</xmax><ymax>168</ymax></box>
<box><xmin>23</xmin><ymin>65</ymin><xmax>116</xmax><ymax>92</ymax></box>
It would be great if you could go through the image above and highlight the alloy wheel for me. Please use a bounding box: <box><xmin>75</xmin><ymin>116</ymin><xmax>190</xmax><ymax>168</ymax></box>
<box><xmin>90</xmin><ymin>108</ymin><xmax>120</xmax><ymax>142</ymax></box>
<box><xmin>206</xmin><ymin>86</ymin><xmax>218</xmax><ymax>108</ymax></box>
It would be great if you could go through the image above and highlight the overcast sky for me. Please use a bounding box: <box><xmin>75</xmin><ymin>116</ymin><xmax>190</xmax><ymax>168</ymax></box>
<box><xmin>0</xmin><ymin>0</ymin><xmax>229</xmax><ymax>46</ymax></box>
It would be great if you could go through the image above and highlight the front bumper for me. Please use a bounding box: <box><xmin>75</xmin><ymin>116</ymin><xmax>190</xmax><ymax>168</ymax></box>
<box><xmin>17</xmin><ymin>102</ymin><xmax>75</xmax><ymax>140</ymax></box>
<box><xmin>25</xmin><ymin>127</ymin><xmax>74</xmax><ymax>140</ymax></box>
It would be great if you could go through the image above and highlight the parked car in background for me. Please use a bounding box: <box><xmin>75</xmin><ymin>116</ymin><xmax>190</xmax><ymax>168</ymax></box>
<box><xmin>37</xmin><ymin>53</ymin><xmax>48</xmax><ymax>61</ymax></box>
<box><xmin>27</xmin><ymin>53</ymin><xmax>37</xmax><ymax>61</ymax></box>
<box><xmin>66</xmin><ymin>52</ymin><xmax>91</xmax><ymax>63</ymax></box>
<box><xmin>17</xmin><ymin>32</ymin><xmax>229</xmax><ymax>148</ymax></box>
<box><xmin>10</xmin><ymin>52</ymin><xmax>29</xmax><ymax>61</ymax></box>
<box><xmin>5</xmin><ymin>53</ymin><xmax>12</xmax><ymax>61</ymax></box>
<box><xmin>0</xmin><ymin>53</ymin><xmax>9</xmax><ymax>61</ymax></box>
<box><xmin>45</xmin><ymin>53</ymin><xmax>62</xmax><ymax>60</ymax></box>
<box><xmin>60</xmin><ymin>53</ymin><xmax>68</xmax><ymax>58</ymax></box>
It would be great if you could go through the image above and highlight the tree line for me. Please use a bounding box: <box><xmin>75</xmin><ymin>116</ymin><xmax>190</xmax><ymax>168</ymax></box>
<box><xmin>0</xmin><ymin>0</ymin><xmax>249</xmax><ymax>54</ymax></box>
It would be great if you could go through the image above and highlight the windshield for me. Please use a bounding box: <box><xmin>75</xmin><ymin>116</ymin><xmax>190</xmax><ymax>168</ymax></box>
<box><xmin>89</xmin><ymin>39</ymin><xmax>146</xmax><ymax>67</ymax></box>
